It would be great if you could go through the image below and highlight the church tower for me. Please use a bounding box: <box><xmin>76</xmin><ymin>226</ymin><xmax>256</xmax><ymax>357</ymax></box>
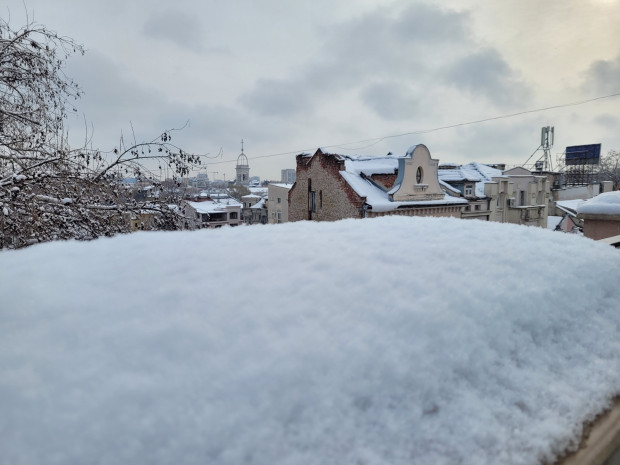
<box><xmin>235</xmin><ymin>139</ymin><xmax>250</xmax><ymax>186</ymax></box>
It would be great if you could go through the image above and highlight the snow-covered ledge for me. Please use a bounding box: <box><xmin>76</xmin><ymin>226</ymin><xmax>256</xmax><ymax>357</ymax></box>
<box><xmin>559</xmin><ymin>399</ymin><xmax>620</xmax><ymax>465</ymax></box>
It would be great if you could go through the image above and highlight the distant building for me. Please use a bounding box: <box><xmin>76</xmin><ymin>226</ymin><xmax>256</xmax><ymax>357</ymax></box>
<box><xmin>483</xmin><ymin>167</ymin><xmax>550</xmax><ymax>228</ymax></box>
<box><xmin>437</xmin><ymin>162</ymin><xmax>503</xmax><ymax>221</ymax></box>
<box><xmin>241</xmin><ymin>194</ymin><xmax>268</xmax><ymax>225</ymax></box>
<box><xmin>268</xmin><ymin>183</ymin><xmax>293</xmax><ymax>224</ymax></box>
<box><xmin>235</xmin><ymin>141</ymin><xmax>250</xmax><ymax>186</ymax></box>
<box><xmin>289</xmin><ymin>145</ymin><xmax>465</xmax><ymax>222</ymax></box>
<box><xmin>122</xmin><ymin>210</ymin><xmax>158</xmax><ymax>231</ymax></box>
<box><xmin>184</xmin><ymin>196</ymin><xmax>242</xmax><ymax>228</ymax></box>
<box><xmin>281</xmin><ymin>169</ymin><xmax>296</xmax><ymax>184</ymax></box>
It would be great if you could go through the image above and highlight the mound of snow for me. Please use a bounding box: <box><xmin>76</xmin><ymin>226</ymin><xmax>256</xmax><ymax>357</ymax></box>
<box><xmin>1</xmin><ymin>217</ymin><xmax>619</xmax><ymax>465</ymax></box>
<box><xmin>577</xmin><ymin>190</ymin><xmax>620</xmax><ymax>216</ymax></box>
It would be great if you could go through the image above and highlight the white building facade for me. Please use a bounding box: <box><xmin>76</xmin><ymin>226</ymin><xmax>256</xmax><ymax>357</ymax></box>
<box><xmin>268</xmin><ymin>183</ymin><xmax>293</xmax><ymax>224</ymax></box>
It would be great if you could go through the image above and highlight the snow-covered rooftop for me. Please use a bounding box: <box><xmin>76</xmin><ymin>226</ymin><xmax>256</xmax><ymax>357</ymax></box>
<box><xmin>343</xmin><ymin>156</ymin><xmax>399</xmax><ymax>177</ymax></box>
<box><xmin>249</xmin><ymin>187</ymin><xmax>268</xmax><ymax>195</ymax></box>
<box><xmin>186</xmin><ymin>198</ymin><xmax>242</xmax><ymax>214</ymax></box>
<box><xmin>319</xmin><ymin>152</ymin><xmax>467</xmax><ymax>212</ymax></box>
<box><xmin>576</xmin><ymin>191</ymin><xmax>620</xmax><ymax>216</ymax></box>
<box><xmin>269</xmin><ymin>183</ymin><xmax>294</xmax><ymax>190</ymax></box>
<box><xmin>1</xmin><ymin>217</ymin><xmax>619</xmax><ymax>465</ymax></box>
<box><xmin>556</xmin><ymin>199</ymin><xmax>587</xmax><ymax>215</ymax></box>
<box><xmin>250</xmin><ymin>197</ymin><xmax>266</xmax><ymax>209</ymax></box>
<box><xmin>341</xmin><ymin>170</ymin><xmax>465</xmax><ymax>212</ymax></box>
<box><xmin>438</xmin><ymin>162</ymin><xmax>504</xmax><ymax>197</ymax></box>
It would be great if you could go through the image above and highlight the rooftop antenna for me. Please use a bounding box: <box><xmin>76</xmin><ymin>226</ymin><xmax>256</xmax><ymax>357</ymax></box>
<box><xmin>526</xmin><ymin>126</ymin><xmax>555</xmax><ymax>171</ymax></box>
<box><xmin>539</xmin><ymin>126</ymin><xmax>554</xmax><ymax>171</ymax></box>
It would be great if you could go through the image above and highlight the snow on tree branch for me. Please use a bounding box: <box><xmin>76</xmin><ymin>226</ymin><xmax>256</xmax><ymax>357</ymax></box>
<box><xmin>0</xmin><ymin>17</ymin><xmax>204</xmax><ymax>249</ymax></box>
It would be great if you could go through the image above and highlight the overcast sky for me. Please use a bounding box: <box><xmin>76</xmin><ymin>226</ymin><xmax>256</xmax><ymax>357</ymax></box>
<box><xmin>5</xmin><ymin>0</ymin><xmax>620</xmax><ymax>180</ymax></box>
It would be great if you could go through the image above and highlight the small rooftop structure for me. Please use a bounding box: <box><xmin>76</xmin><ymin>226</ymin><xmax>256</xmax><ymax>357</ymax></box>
<box><xmin>577</xmin><ymin>191</ymin><xmax>620</xmax><ymax>240</ymax></box>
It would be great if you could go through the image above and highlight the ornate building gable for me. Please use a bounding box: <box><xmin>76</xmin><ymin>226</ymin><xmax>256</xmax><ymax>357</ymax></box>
<box><xmin>388</xmin><ymin>145</ymin><xmax>445</xmax><ymax>202</ymax></box>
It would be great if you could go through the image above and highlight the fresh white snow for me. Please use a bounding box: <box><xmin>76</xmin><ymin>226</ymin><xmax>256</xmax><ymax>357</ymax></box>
<box><xmin>1</xmin><ymin>217</ymin><xmax>619</xmax><ymax>465</ymax></box>
<box><xmin>547</xmin><ymin>215</ymin><xmax>563</xmax><ymax>230</ymax></box>
<box><xmin>576</xmin><ymin>191</ymin><xmax>620</xmax><ymax>216</ymax></box>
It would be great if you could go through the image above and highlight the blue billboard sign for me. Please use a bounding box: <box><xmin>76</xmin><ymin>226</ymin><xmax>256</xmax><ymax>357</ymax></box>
<box><xmin>565</xmin><ymin>144</ymin><xmax>601</xmax><ymax>165</ymax></box>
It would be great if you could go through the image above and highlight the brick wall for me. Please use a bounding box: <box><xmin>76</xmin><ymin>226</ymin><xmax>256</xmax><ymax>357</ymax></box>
<box><xmin>289</xmin><ymin>150</ymin><xmax>365</xmax><ymax>222</ymax></box>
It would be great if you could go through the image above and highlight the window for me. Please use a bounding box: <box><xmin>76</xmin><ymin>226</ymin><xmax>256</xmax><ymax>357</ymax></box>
<box><xmin>277</xmin><ymin>211</ymin><xmax>282</xmax><ymax>223</ymax></box>
<box><xmin>519</xmin><ymin>190</ymin><xmax>526</xmax><ymax>206</ymax></box>
<box><xmin>416</xmin><ymin>167</ymin><xmax>423</xmax><ymax>183</ymax></box>
<box><xmin>308</xmin><ymin>179</ymin><xmax>315</xmax><ymax>217</ymax></box>
<box><xmin>475</xmin><ymin>204</ymin><xmax>481</xmax><ymax>211</ymax></box>
<box><xmin>229</xmin><ymin>212</ymin><xmax>238</xmax><ymax>219</ymax></box>
<box><xmin>277</xmin><ymin>197</ymin><xmax>281</xmax><ymax>204</ymax></box>
<box><xmin>319</xmin><ymin>190</ymin><xmax>323</xmax><ymax>209</ymax></box>
<box><xmin>465</xmin><ymin>185</ymin><xmax>473</xmax><ymax>197</ymax></box>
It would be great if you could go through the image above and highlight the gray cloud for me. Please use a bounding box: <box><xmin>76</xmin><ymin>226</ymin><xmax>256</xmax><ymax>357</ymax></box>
<box><xmin>239</xmin><ymin>78</ymin><xmax>312</xmax><ymax>118</ymax></box>
<box><xmin>443</xmin><ymin>48</ymin><xmax>531</xmax><ymax>107</ymax></box>
<box><xmin>240</xmin><ymin>4</ymin><xmax>472</xmax><ymax>118</ymax></box>
<box><xmin>143</xmin><ymin>9</ymin><xmax>205</xmax><ymax>52</ymax></box>
<box><xmin>360</xmin><ymin>81</ymin><xmax>420</xmax><ymax>120</ymax></box>
<box><xmin>240</xmin><ymin>4</ymin><xmax>529</xmax><ymax>122</ymax></box>
<box><xmin>391</xmin><ymin>3</ymin><xmax>471</xmax><ymax>45</ymax></box>
<box><xmin>427</xmin><ymin>117</ymin><xmax>543</xmax><ymax>166</ymax></box>
<box><xmin>64</xmin><ymin>50</ymin><xmax>163</xmax><ymax>149</ymax></box>
<box><xmin>593</xmin><ymin>114</ymin><xmax>618</xmax><ymax>129</ymax></box>
<box><xmin>584</xmin><ymin>54</ymin><xmax>620</xmax><ymax>95</ymax></box>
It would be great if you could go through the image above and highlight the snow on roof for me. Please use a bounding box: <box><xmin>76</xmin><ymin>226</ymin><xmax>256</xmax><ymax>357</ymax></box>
<box><xmin>343</xmin><ymin>156</ymin><xmax>399</xmax><ymax>177</ymax></box>
<box><xmin>249</xmin><ymin>187</ymin><xmax>268</xmax><ymax>195</ymax></box>
<box><xmin>340</xmin><ymin>170</ymin><xmax>466</xmax><ymax>212</ymax></box>
<box><xmin>269</xmin><ymin>183</ymin><xmax>294</xmax><ymax>190</ymax></box>
<box><xmin>546</xmin><ymin>215</ymin><xmax>564</xmax><ymax>230</ymax></box>
<box><xmin>250</xmin><ymin>197</ymin><xmax>266</xmax><ymax>209</ymax></box>
<box><xmin>576</xmin><ymin>191</ymin><xmax>620</xmax><ymax>216</ymax></box>
<box><xmin>2</xmin><ymin>217</ymin><xmax>618</xmax><ymax>465</ymax></box>
<box><xmin>437</xmin><ymin>166</ymin><xmax>482</xmax><ymax>182</ymax></box>
<box><xmin>187</xmin><ymin>198</ymin><xmax>241</xmax><ymax>214</ymax></box>
<box><xmin>439</xmin><ymin>178</ymin><xmax>461</xmax><ymax>194</ymax></box>
<box><xmin>556</xmin><ymin>199</ymin><xmax>587</xmax><ymax>215</ymax></box>
<box><xmin>438</xmin><ymin>162</ymin><xmax>504</xmax><ymax>197</ymax></box>
<box><xmin>333</xmin><ymin>154</ymin><xmax>466</xmax><ymax>212</ymax></box>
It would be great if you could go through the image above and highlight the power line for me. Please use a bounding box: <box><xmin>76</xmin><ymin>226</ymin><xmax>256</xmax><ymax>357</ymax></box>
<box><xmin>204</xmin><ymin>92</ymin><xmax>620</xmax><ymax>166</ymax></box>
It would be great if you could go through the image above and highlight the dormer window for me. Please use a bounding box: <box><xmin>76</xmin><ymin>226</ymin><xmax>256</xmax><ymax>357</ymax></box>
<box><xmin>416</xmin><ymin>167</ymin><xmax>423</xmax><ymax>184</ymax></box>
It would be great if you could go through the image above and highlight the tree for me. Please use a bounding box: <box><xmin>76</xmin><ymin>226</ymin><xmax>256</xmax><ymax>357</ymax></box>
<box><xmin>0</xmin><ymin>17</ymin><xmax>202</xmax><ymax>249</ymax></box>
<box><xmin>228</xmin><ymin>184</ymin><xmax>251</xmax><ymax>200</ymax></box>
<box><xmin>598</xmin><ymin>149</ymin><xmax>620</xmax><ymax>190</ymax></box>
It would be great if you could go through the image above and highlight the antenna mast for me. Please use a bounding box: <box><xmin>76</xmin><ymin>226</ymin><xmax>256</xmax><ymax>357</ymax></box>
<box><xmin>536</xmin><ymin>126</ymin><xmax>554</xmax><ymax>171</ymax></box>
